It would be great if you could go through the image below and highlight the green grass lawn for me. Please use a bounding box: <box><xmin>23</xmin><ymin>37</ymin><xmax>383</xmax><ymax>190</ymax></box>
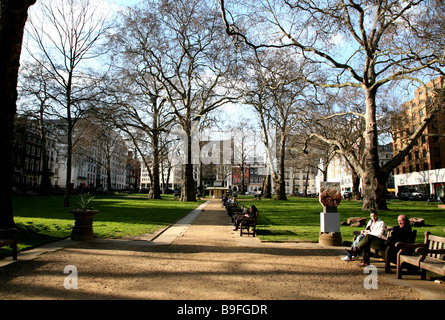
<box><xmin>2</xmin><ymin>194</ymin><xmax>444</xmax><ymax>258</ymax></box>
<box><xmin>1</xmin><ymin>193</ymin><xmax>203</xmax><ymax>256</ymax></box>
<box><xmin>238</xmin><ymin>197</ymin><xmax>445</xmax><ymax>243</ymax></box>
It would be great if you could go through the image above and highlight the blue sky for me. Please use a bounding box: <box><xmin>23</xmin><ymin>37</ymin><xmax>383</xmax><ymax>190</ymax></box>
<box><xmin>108</xmin><ymin>0</ymin><xmax>141</xmax><ymax>6</ymax></box>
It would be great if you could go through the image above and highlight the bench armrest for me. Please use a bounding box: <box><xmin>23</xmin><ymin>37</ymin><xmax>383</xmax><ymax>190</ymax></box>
<box><xmin>416</xmin><ymin>247</ymin><xmax>445</xmax><ymax>259</ymax></box>
<box><xmin>395</xmin><ymin>242</ymin><xmax>426</xmax><ymax>258</ymax></box>
<box><xmin>395</xmin><ymin>242</ymin><xmax>426</xmax><ymax>250</ymax></box>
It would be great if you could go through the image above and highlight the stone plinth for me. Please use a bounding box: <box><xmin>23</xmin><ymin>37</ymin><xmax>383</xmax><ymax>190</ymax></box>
<box><xmin>319</xmin><ymin>182</ymin><xmax>342</xmax><ymax>246</ymax></box>
<box><xmin>319</xmin><ymin>232</ymin><xmax>343</xmax><ymax>246</ymax></box>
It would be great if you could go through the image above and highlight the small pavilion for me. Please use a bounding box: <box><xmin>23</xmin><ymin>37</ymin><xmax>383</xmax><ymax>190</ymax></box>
<box><xmin>205</xmin><ymin>187</ymin><xmax>229</xmax><ymax>199</ymax></box>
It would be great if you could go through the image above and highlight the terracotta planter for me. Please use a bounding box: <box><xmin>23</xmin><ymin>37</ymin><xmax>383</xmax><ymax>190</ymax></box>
<box><xmin>70</xmin><ymin>209</ymin><xmax>99</xmax><ymax>241</ymax></box>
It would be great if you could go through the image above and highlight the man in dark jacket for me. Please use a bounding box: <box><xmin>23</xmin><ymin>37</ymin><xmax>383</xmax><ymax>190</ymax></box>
<box><xmin>385</xmin><ymin>214</ymin><xmax>412</xmax><ymax>243</ymax></box>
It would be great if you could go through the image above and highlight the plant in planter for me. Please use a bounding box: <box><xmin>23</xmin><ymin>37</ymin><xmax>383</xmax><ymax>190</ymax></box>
<box><xmin>70</xmin><ymin>193</ymin><xmax>99</xmax><ymax>241</ymax></box>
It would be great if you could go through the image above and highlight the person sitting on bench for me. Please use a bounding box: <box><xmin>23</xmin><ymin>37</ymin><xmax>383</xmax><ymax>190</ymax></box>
<box><xmin>341</xmin><ymin>209</ymin><xmax>385</xmax><ymax>261</ymax></box>
<box><xmin>233</xmin><ymin>205</ymin><xmax>258</xmax><ymax>231</ymax></box>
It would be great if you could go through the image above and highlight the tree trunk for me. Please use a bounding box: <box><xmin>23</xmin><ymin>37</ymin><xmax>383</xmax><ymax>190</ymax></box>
<box><xmin>362</xmin><ymin>171</ymin><xmax>389</xmax><ymax>211</ymax></box>
<box><xmin>362</xmin><ymin>87</ymin><xmax>388</xmax><ymax>210</ymax></box>
<box><xmin>63</xmin><ymin>121</ymin><xmax>73</xmax><ymax>207</ymax></box>
<box><xmin>352</xmin><ymin>171</ymin><xmax>361</xmax><ymax>200</ymax></box>
<box><xmin>0</xmin><ymin>0</ymin><xmax>36</xmax><ymax>228</ymax></box>
<box><xmin>181</xmin><ymin>132</ymin><xmax>196</xmax><ymax>201</ymax></box>
<box><xmin>182</xmin><ymin>163</ymin><xmax>196</xmax><ymax>201</ymax></box>
<box><xmin>262</xmin><ymin>174</ymin><xmax>272</xmax><ymax>198</ymax></box>
<box><xmin>274</xmin><ymin>131</ymin><xmax>287</xmax><ymax>200</ymax></box>
<box><xmin>149</xmin><ymin>140</ymin><xmax>162</xmax><ymax>199</ymax></box>
<box><xmin>106</xmin><ymin>157</ymin><xmax>112</xmax><ymax>191</ymax></box>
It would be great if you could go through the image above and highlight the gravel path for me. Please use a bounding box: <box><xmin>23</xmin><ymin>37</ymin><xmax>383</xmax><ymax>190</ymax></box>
<box><xmin>0</xmin><ymin>199</ymin><xmax>443</xmax><ymax>301</ymax></box>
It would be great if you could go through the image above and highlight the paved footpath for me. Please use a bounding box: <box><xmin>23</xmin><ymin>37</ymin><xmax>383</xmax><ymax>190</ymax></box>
<box><xmin>0</xmin><ymin>199</ymin><xmax>444</xmax><ymax>301</ymax></box>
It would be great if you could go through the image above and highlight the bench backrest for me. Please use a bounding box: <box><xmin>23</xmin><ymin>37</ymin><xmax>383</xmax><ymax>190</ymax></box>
<box><xmin>425</xmin><ymin>232</ymin><xmax>445</xmax><ymax>260</ymax></box>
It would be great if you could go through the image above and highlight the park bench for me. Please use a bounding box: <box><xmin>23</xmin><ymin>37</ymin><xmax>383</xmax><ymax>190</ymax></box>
<box><xmin>226</xmin><ymin>204</ymin><xmax>243</xmax><ymax>223</ymax></box>
<box><xmin>0</xmin><ymin>228</ymin><xmax>18</xmax><ymax>260</ymax></box>
<box><xmin>353</xmin><ymin>229</ymin><xmax>417</xmax><ymax>273</ymax></box>
<box><xmin>396</xmin><ymin>232</ymin><xmax>445</xmax><ymax>280</ymax></box>
<box><xmin>239</xmin><ymin>211</ymin><xmax>258</xmax><ymax>237</ymax></box>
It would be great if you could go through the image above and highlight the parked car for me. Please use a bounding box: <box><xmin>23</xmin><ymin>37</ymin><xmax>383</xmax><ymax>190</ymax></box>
<box><xmin>412</xmin><ymin>192</ymin><xmax>428</xmax><ymax>201</ymax></box>
<box><xmin>399</xmin><ymin>193</ymin><xmax>415</xmax><ymax>201</ymax></box>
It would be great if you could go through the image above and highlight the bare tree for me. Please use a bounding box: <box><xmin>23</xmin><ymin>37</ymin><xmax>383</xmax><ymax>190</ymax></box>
<box><xmin>241</xmin><ymin>50</ymin><xmax>313</xmax><ymax>200</ymax></box>
<box><xmin>125</xmin><ymin>0</ymin><xmax>238</xmax><ymax>201</ymax></box>
<box><xmin>107</xmin><ymin>2</ymin><xmax>182</xmax><ymax>199</ymax></box>
<box><xmin>220</xmin><ymin>0</ymin><xmax>445</xmax><ymax>210</ymax></box>
<box><xmin>25</xmin><ymin>0</ymin><xmax>111</xmax><ymax>207</ymax></box>
<box><xmin>18</xmin><ymin>61</ymin><xmax>56</xmax><ymax>195</ymax></box>
<box><xmin>0</xmin><ymin>0</ymin><xmax>36</xmax><ymax>229</ymax></box>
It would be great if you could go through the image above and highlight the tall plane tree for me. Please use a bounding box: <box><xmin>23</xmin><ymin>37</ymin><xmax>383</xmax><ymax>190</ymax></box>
<box><xmin>124</xmin><ymin>0</ymin><xmax>238</xmax><ymax>201</ymax></box>
<box><xmin>0</xmin><ymin>0</ymin><xmax>36</xmax><ymax>229</ymax></box>
<box><xmin>220</xmin><ymin>0</ymin><xmax>445</xmax><ymax>210</ymax></box>
<box><xmin>25</xmin><ymin>0</ymin><xmax>111</xmax><ymax>207</ymax></box>
<box><xmin>242</xmin><ymin>50</ymin><xmax>313</xmax><ymax>200</ymax></box>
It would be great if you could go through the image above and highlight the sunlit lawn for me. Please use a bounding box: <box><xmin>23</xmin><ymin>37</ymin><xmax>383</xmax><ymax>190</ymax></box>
<box><xmin>2</xmin><ymin>193</ymin><xmax>203</xmax><ymax>255</ymax></box>
<box><xmin>2</xmin><ymin>193</ymin><xmax>444</xmax><ymax>258</ymax></box>
<box><xmin>238</xmin><ymin>196</ymin><xmax>445</xmax><ymax>243</ymax></box>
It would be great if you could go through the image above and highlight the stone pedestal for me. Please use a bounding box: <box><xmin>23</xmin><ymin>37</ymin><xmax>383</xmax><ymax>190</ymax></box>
<box><xmin>319</xmin><ymin>209</ymin><xmax>342</xmax><ymax>246</ymax></box>
<box><xmin>319</xmin><ymin>232</ymin><xmax>343</xmax><ymax>246</ymax></box>
<box><xmin>318</xmin><ymin>182</ymin><xmax>342</xmax><ymax>246</ymax></box>
<box><xmin>320</xmin><ymin>211</ymin><xmax>340</xmax><ymax>233</ymax></box>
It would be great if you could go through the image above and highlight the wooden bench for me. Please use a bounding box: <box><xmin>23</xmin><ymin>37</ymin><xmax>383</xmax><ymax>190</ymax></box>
<box><xmin>239</xmin><ymin>211</ymin><xmax>258</xmax><ymax>237</ymax></box>
<box><xmin>353</xmin><ymin>229</ymin><xmax>417</xmax><ymax>273</ymax></box>
<box><xmin>0</xmin><ymin>228</ymin><xmax>18</xmax><ymax>260</ymax></box>
<box><xmin>396</xmin><ymin>232</ymin><xmax>445</xmax><ymax>280</ymax></box>
<box><xmin>226</xmin><ymin>206</ymin><xmax>244</xmax><ymax>223</ymax></box>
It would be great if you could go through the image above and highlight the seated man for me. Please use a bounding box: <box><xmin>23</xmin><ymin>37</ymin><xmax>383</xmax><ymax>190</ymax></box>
<box><xmin>349</xmin><ymin>214</ymin><xmax>412</xmax><ymax>267</ymax></box>
<box><xmin>380</xmin><ymin>214</ymin><xmax>413</xmax><ymax>264</ymax></box>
